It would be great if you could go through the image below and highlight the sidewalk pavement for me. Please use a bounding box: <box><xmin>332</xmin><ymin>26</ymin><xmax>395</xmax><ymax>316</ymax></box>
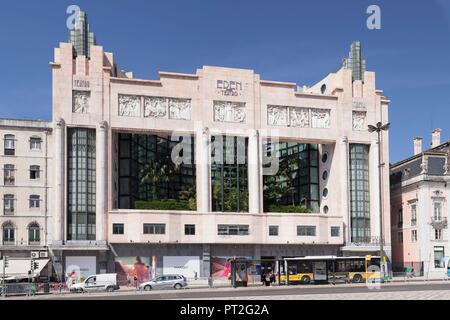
<box><xmin>36</xmin><ymin>276</ymin><xmax>450</xmax><ymax>297</ymax></box>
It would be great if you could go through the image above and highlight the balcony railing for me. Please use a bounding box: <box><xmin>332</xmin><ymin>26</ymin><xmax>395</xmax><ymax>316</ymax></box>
<box><xmin>346</xmin><ymin>236</ymin><xmax>381</xmax><ymax>247</ymax></box>
<box><xmin>4</xmin><ymin>149</ymin><xmax>15</xmax><ymax>156</ymax></box>
<box><xmin>2</xmin><ymin>240</ymin><xmax>15</xmax><ymax>246</ymax></box>
<box><xmin>4</xmin><ymin>177</ymin><xmax>15</xmax><ymax>186</ymax></box>
<box><xmin>431</xmin><ymin>218</ymin><xmax>448</xmax><ymax>230</ymax></box>
<box><xmin>3</xmin><ymin>209</ymin><xmax>14</xmax><ymax>216</ymax></box>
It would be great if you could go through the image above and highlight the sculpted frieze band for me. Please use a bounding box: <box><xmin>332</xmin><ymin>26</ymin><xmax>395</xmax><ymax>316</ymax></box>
<box><xmin>119</xmin><ymin>94</ymin><xmax>191</xmax><ymax>120</ymax></box>
<box><xmin>267</xmin><ymin>105</ymin><xmax>329</xmax><ymax>128</ymax></box>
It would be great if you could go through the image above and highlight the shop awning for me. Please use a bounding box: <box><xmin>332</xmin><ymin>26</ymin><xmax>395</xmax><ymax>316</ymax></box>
<box><xmin>0</xmin><ymin>258</ymin><xmax>49</xmax><ymax>279</ymax></box>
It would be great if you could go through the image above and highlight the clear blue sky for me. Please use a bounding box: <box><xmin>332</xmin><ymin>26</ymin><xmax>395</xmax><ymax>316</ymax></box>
<box><xmin>1</xmin><ymin>0</ymin><xmax>449</xmax><ymax>163</ymax></box>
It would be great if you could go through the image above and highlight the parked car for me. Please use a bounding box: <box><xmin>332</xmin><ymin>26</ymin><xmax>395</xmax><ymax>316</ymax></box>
<box><xmin>139</xmin><ymin>274</ymin><xmax>187</xmax><ymax>291</ymax></box>
<box><xmin>70</xmin><ymin>273</ymin><xmax>120</xmax><ymax>293</ymax></box>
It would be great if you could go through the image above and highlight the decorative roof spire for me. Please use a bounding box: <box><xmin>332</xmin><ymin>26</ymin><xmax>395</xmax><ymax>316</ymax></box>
<box><xmin>344</xmin><ymin>41</ymin><xmax>366</xmax><ymax>82</ymax></box>
<box><xmin>69</xmin><ymin>10</ymin><xmax>96</xmax><ymax>59</ymax></box>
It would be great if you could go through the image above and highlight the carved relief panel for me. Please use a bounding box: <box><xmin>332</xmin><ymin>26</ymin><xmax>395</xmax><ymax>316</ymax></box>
<box><xmin>144</xmin><ymin>97</ymin><xmax>167</xmax><ymax>118</ymax></box>
<box><xmin>352</xmin><ymin>111</ymin><xmax>366</xmax><ymax>131</ymax></box>
<box><xmin>169</xmin><ymin>98</ymin><xmax>191</xmax><ymax>120</ymax></box>
<box><xmin>289</xmin><ymin>107</ymin><xmax>309</xmax><ymax>128</ymax></box>
<box><xmin>214</xmin><ymin>101</ymin><xmax>246</xmax><ymax>123</ymax></box>
<box><xmin>267</xmin><ymin>105</ymin><xmax>288</xmax><ymax>126</ymax></box>
<box><xmin>72</xmin><ymin>91</ymin><xmax>90</xmax><ymax>114</ymax></box>
<box><xmin>311</xmin><ymin>109</ymin><xmax>330</xmax><ymax>128</ymax></box>
<box><xmin>118</xmin><ymin>95</ymin><xmax>141</xmax><ymax>117</ymax></box>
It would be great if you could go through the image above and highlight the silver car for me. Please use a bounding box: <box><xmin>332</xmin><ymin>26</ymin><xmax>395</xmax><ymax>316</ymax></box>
<box><xmin>139</xmin><ymin>274</ymin><xmax>187</xmax><ymax>291</ymax></box>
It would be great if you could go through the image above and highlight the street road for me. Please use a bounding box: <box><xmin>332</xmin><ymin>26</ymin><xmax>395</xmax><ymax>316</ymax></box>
<box><xmin>14</xmin><ymin>281</ymin><xmax>450</xmax><ymax>300</ymax></box>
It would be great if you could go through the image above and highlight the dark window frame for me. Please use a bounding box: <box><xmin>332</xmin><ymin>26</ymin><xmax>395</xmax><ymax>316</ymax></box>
<box><xmin>112</xmin><ymin>223</ymin><xmax>124</xmax><ymax>235</ymax></box>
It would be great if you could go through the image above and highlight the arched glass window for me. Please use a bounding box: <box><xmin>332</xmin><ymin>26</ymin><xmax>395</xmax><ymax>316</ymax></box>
<box><xmin>28</xmin><ymin>222</ymin><xmax>40</xmax><ymax>244</ymax></box>
<box><xmin>4</xmin><ymin>135</ymin><xmax>15</xmax><ymax>155</ymax></box>
<box><xmin>2</xmin><ymin>222</ymin><xmax>15</xmax><ymax>245</ymax></box>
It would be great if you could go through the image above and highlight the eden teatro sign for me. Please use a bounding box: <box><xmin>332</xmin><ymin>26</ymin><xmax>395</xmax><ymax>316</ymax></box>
<box><xmin>217</xmin><ymin>80</ymin><xmax>243</xmax><ymax>96</ymax></box>
<box><xmin>73</xmin><ymin>77</ymin><xmax>90</xmax><ymax>90</ymax></box>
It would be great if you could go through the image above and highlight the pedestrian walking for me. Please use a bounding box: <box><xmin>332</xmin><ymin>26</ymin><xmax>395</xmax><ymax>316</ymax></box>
<box><xmin>134</xmin><ymin>275</ymin><xmax>138</xmax><ymax>289</ymax></box>
<box><xmin>261</xmin><ymin>272</ymin><xmax>266</xmax><ymax>286</ymax></box>
<box><xmin>265</xmin><ymin>273</ymin><xmax>270</xmax><ymax>287</ymax></box>
<box><xmin>270</xmin><ymin>272</ymin><xmax>275</xmax><ymax>284</ymax></box>
<box><xmin>127</xmin><ymin>273</ymin><xmax>131</xmax><ymax>287</ymax></box>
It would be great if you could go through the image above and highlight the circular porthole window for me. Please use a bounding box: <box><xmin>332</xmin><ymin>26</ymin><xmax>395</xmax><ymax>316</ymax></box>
<box><xmin>321</xmin><ymin>84</ymin><xmax>327</xmax><ymax>94</ymax></box>
<box><xmin>323</xmin><ymin>188</ymin><xmax>329</xmax><ymax>198</ymax></box>
<box><xmin>323</xmin><ymin>206</ymin><xmax>329</xmax><ymax>214</ymax></box>
<box><xmin>321</xmin><ymin>153</ymin><xmax>328</xmax><ymax>163</ymax></box>
<box><xmin>322</xmin><ymin>170</ymin><xmax>328</xmax><ymax>180</ymax></box>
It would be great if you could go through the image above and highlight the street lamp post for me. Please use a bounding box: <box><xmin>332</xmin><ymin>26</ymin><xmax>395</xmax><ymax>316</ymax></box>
<box><xmin>368</xmin><ymin>122</ymin><xmax>390</xmax><ymax>279</ymax></box>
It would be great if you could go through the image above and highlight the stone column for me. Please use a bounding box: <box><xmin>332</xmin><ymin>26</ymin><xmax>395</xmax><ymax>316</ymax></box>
<box><xmin>340</xmin><ymin>136</ymin><xmax>350</xmax><ymax>243</ymax></box>
<box><xmin>248</xmin><ymin>129</ymin><xmax>260</xmax><ymax>214</ymax></box>
<box><xmin>54</xmin><ymin>118</ymin><xmax>65</xmax><ymax>242</ymax></box>
<box><xmin>202</xmin><ymin>244</ymin><xmax>211</xmax><ymax>278</ymax></box>
<box><xmin>96</xmin><ymin>121</ymin><xmax>108</xmax><ymax>242</ymax></box>
<box><xmin>370</xmin><ymin>138</ymin><xmax>381</xmax><ymax>241</ymax></box>
<box><xmin>198</xmin><ymin>127</ymin><xmax>210</xmax><ymax>213</ymax></box>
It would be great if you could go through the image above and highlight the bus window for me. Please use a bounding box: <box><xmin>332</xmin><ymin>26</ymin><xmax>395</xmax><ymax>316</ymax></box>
<box><xmin>298</xmin><ymin>261</ymin><xmax>312</xmax><ymax>273</ymax></box>
<box><xmin>288</xmin><ymin>263</ymin><xmax>297</xmax><ymax>275</ymax></box>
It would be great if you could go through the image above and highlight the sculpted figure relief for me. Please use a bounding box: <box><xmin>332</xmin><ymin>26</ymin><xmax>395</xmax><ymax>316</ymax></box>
<box><xmin>289</xmin><ymin>107</ymin><xmax>309</xmax><ymax>128</ymax></box>
<box><xmin>169</xmin><ymin>98</ymin><xmax>191</xmax><ymax>120</ymax></box>
<box><xmin>144</xmin><ymin>97</ymin><xmax>167</xmax><ymax>118</ymax></box>
<box><xmin>311</xmin><ymin>109</ymin><xmax>330</xmax><ymax>128</ymax></box>
<box><xmin>214</xmin><ymin>101</ymin><xmax>246</xmax><ymax>123</ymax></box>
<box><xmin>352</xmin><ymin>111</ymin><xmax>366</xmax><ymax>131</ymax></box>
<box><xmin>267</xmin><ymin>106</ymin><xmax>287</xmax><ymax>126</ymax></box>
<box><xmin>72</xmin><ymin>91</ymin><xmax>90</xmax><ymax>114</ymax></box>
<box><xmin>119</xmin><ymin>95</ymin><xmax>141</xmax><ymax>117</ymax></box>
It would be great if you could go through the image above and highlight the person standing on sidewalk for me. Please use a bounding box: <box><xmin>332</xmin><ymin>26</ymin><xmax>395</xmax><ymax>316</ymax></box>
<box><xmin>134</xmin><ymin>275</ymin><xmax>138</xmax><ymax>289</ymax></box>
<box><xmin>127</xmin><ymin>274</ymin><xmax>131</xmax><ymax>287</ymax></box>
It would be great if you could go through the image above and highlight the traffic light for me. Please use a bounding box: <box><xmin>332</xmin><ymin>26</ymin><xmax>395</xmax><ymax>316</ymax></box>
<box><xmin>4</xmin><ymin>256</ymin><xmax>9</xmax><ymax>268</ymax></box>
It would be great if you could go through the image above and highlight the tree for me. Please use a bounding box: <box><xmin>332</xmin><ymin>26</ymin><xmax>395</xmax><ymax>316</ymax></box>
<box><xmin>278</xmin><ymin>152</ymin><xmax>303</xmax><ymax>206</ymax></box>
<box><xmin>140</xmin><ymin>154</ymin><xmax>180</xmax><ymax>201</ymax></box>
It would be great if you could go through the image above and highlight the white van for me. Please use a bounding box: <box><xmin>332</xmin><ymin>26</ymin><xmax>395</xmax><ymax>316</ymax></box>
<box><xmin>70</xmin><ymin>273</ymin><xmax>119</xmax><ymax>293</ymax></box>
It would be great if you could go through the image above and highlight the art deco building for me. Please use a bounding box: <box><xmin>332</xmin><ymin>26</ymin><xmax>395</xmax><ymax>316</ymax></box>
<box><xmin>3</xmin><ymin>11</ymin><xmax>393</xmax><ymax>279</ymax></box>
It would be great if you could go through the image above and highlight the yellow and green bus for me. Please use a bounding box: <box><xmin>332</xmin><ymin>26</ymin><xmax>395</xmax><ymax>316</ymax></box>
<box><xmin>279</xmin><ymin>255</ymin><xmax>381</xmax><ymax>284</ymax></box>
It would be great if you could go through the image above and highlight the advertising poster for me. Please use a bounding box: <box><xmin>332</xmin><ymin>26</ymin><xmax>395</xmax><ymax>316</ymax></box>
<box><xmin>163</xmin><ymin>256</ymin><xmax>200</xmax><ymax>278</ymax></box>
<box><xmin>114</xmin><ymin>256</ymin><xmax>151</xmax><ymax>285</ymax></box>
<box><xmin>65</xmin><ymin>256</ymin><xmax>96</xmax><ymax>280</ymax></box>
<box><xmin>211</xmin><ymin>256</ymin><xmax>253</xmax><ymax>281</ymax></box>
